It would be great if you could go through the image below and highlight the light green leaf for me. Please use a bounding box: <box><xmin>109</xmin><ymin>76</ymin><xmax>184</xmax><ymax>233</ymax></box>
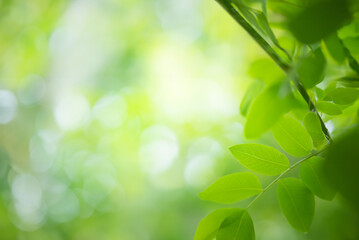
<box><xmin>338</xmin><ymin>76</ymin><xmax>359</xmax><ymax>88</ymax></box>
<box><xmin>199</xmin><ymin>172</ymin><xmax>262</xmax><ymax>204</ymax></box>
<box><xmin>272</xmin><ymin>115</ymin><xmax>313</xmax><ymax>157</ymax></box>
<box><xmin>316</xmin><ymin>101</ymin><xmax>342</xmax><ymax>115</ymax></box>
<box><xmin>299</xmin><ymin>156</ymin><xmax>336</xmax><ymax>200</ymax></box>
<box><xmin>277</xmin><ymin>178</ymin><xmax>315</xmax><ymax>232</ymax></box>
<box><xmin>230</xmin><ymin>143</ymin><xmax>289</xmax><ymax>176</ymax></box>
<box><xmin>194</xmin><ymin>208</ymin><xmax>241</xmax><ymax>240</ymax></box>
<box><xmin>295</xmin><ymin>48</ymin><xmax>326</xmax><ymax>89</ymax></box>
<box><xmin>244</xmin><ymin>83</ymin><xmax>296</xmax><ymax>139</ymax></box>
<box><xmin>240</xmin><ymin>81</ymin><xmax>264</xmax><ymax>116</ymax></box>
<box><xmin>303</xmin><ymin>112</ymin><xmax>326</xmax><ymax>149</ymax></box>
<box><xmin>327</xmin><ymin>88</ymin><xmax>359</xmax><ymax>105</ymax></box>
<box><xmin>217</xmin><ymin>209</ymin><xmax>255</xmax><ymax>240</ymax></box>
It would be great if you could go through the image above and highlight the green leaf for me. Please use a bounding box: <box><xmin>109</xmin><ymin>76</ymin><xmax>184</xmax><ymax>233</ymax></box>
<box><xmin>244</xmin><ymin>83</ymin><xmax>296</xmax><ymax>139</ymax></box>
<box><xmin>240</xmin><ymin>81</ymin><xmax>264</xmax><ymax>116</ymax></box>
<box><xmin>295</xmin><ymin>48</ymin><xmax>326</xmax><ymax>89</ymax></box>
<box><xmin>316</xmin><ymin>101</ymin><xmax>342</xmax><ymax>115</ymax></box>
<box><xmin>277</xmin><ymin>178</ymin><xmax>315</xmax><ymax>232</ymax></box>
<box><xmin>199</xmin><ymin>172</ymin><xmax>262</xmax><ymax>204</ymax></box>
<box><xmin>217</xmin><ymin>209</ymin><xmax>255</xmax><ymax>240</ymax></box>
<box><xmin>338</xmin><ymin>76</ymin><xmax>359</xmax><ymax>88</ymax></box>
<box><xmin>248</xmin><ymin>58</ymin><xmax>284</xmax><ymax>84</ymax></box>
<box><xmin>303</xmin><ymin>112</ymin><xmax>326</xmax><ymax>149</ymax></box>
<box><xmin>323</xmin><ymin>33</ymin><xmax>346</xmax><ymax>63</ymax></box>
<box><xmin>272</xmin><ymin>115</ymin><xmax>313</xmax><ymax>157</ymax></box>
<box><xmin>194</xmin><ymin>208</ymin><xmax>241</xmax><ymax>240</ymax></box>
<box><xmin>299</xmin><ymin>156</ymin><xmax>336</xmax><ymax>200</ymax></box>
<box><xmin>326</xmin><ymin>88</ymin><xmax>359</xmax><ymax>105</ymax></box>
<box><xmin>288</xmin><ymin>0</ymin><xmax>351</xmax><ymax>44</ymax></box>
<box><xmin>230</xmin><ymin>143</ymin><xmax>289</xmax><ymax>176</ymax></box>
<box><xmin>324</xmin><ymin>127</ymin><xmax>359</xmax><ymax>214</ymax></box>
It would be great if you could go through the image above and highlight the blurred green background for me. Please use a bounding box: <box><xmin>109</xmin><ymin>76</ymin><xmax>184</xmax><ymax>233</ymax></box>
<box><xmin>0</xmin><ymin>0</ymin><xmax>357</xmax><ymax>239</ymax></box>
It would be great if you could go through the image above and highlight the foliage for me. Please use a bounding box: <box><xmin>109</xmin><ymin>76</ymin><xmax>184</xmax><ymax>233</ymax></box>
<box><xmin>196</xmin><ymin>0</ymin><xmax>359</xmax><ymax>239</ymax></box>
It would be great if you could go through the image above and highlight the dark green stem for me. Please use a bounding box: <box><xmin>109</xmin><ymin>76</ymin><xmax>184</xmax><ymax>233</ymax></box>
<box><xmin>216</xmin><ymin>0</ymin><xmax>332</xmax><ymax>142</ymax></box>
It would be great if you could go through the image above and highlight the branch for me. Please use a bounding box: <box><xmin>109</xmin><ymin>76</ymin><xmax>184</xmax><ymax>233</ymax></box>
<box><xmin>215</xmin><ymin>0</ymin><xmax>332</xmax><ymax>142</ymax></box>
<box><xmin>246</xmin><ymin>148</ymin><xmax>327</xmax><ymax>209</ymax></box>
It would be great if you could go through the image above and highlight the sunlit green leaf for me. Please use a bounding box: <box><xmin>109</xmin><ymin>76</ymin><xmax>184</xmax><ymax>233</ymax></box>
<box><xmin>295</xmin><ymin>48</ymin><xmax>326</xmax><ymax>89</ymax></box>
<box><xmin>244</xmin><ymin>83</ymin><xmax>296</xmax><ymax>139</ymax></box>
<box><xmin>199</xmin><ymin>172</ymin><xmax>262</xmax><ymax>204</ymax></box>
<box><xmin>299</xmin><ymin>156</ymin><xmax>336</xmax><ymax>200</ymax></box>
<box><xmin>194</xmin><ymin>208</ymin><xmax>241</xmax><ymax>240</ymax></box>
<box><xmin>230</xmin><ymin>143</ymin><xmax>289</xmax><ymax>175</ymax></box>
<box><xmin>248</xmin><ymin>58</ymin><xmax>284</xmax><ymax>84</ymax></box>
<box><xmin>277</xmin><ymin>178</ymin><xmax>315</xmax><ymax>232</ymax></box>
<box><xmin>316</xmin><ymin>101</ymin><xmax>342</xmax><ymax>115</ymax></box>
<box><xmin>217</xmin><ymin>209</ymin><xmax>255</xmax><ymax>240</ymax></box>
<box><xmin>326</xmin><ymin>88</ymin><xmax>359</xmax><ymax>105</ymax></box>
<box><xmin>303</xmin><ymin>112</ymin><xmax>326</xmax><ymax>149</ymax></box>
<box><xmin>272</xmin><ymin>115</ymin><xmax>312</xmax><ymax>157</ymax></box>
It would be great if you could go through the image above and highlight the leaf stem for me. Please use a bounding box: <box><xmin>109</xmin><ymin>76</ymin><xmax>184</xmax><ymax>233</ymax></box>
<box><xmin>215</xmin><ymin>0</ymin><xmax>332</xmax><ymax>142</ymax></box>
<box><xmin>246</xmin><ymin>148</ymin><xmax>327</xmax><ymax>209</ymax></box>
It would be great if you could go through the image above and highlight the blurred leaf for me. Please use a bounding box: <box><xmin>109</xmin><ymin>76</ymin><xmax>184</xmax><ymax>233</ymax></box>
<box><xmin>295</xmin><ymin>48</ymin><xmax>326</xmax><ymax>89</ymax></box>
<box><xmin>303</xmin><ymin>112</ymin><xmax>326</xmax><ymax>149</ymax></box>
<box><xmin>248</xmin><ymin>58</ymin><xmax>284</xmax><ymax>84</ymax></box>
<box><xmin>324</xmin><ymin>127</ymin><xmax>359</xmax><ymax>214</ymax></box>
<box><xmin>299</xmin><ymin>156</ymin><xmax>336</xmax><ymax>200</ymax></box>
<box><xmin>244</xmin><ymin>83</ymin><xmax>296</xmax><ymax>138</ymax></box>
<box><xmin>338</xmin><ymin>76</ymin><xmax>359</xmax><ymax>88</ymax></box>
<box><xmin>316</xmin><ymin>101</ymin><xmax>342</xmax><ymax>115</ymax></box>
<box><xmin>194</xmin><ymin>208</ymin><xmax>241</xmax><ymax>240</ymax></box>
<box><xmin>230</xmin><ymin>143</ymin><xmax>289</xmax><ymax>175</ymax></box>
<box><xmin>240</xmin><ymin>81</ymin><xmax>264</xmax><ymax>116</ymax></box>
<box><xmin>323</xmin><ymin>33</ymin><xmax>346</xmax><ymax>63</ymax></box>
<box><xmin>199</xmin><ymin>172</ymin><xmax>262</xmax><ymax>204</ymax></box>
<box><xmin>288</xmin><ymin>0</ymin><xmax>351</xmax><ymax>44</ymax></box>
<box><xmin>277</xmin><ymin>178</ymin><xmax>315</xmax><ymax>232</ymax></box>
<box><xmin>217</xmin><ymin>209</ymin><xmax>255</xmax><ymax>240</ymax></box>
<box><xmin>326</xmin><ymin>87</ymin><xmax>359</xmax><ymax>105</ymax></box>
<box><xmin>272</xmin><ymin>115</ymin><xmax>313</xmax><ymax>157</ymax></box>
<box><xmin>315</xmin><ymin>87</ymin><xmax>325</xmax><ymax>100</ymax></box>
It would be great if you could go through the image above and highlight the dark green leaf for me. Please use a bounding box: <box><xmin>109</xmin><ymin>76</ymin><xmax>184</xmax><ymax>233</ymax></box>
<box><xmin>230</xmin><ymin>143</ymin><xmax>289</xmax><ymax>175</ymax></box>
<box><xmin>323</xmin><ymin>33</ymin><xmax>346</xmax><ymax>63</ymax></box>
<box><xmin>217</xmin><ymin>209</ymin><xmax>255</xmax><ymax>240</ymax></box>
<box><xmin>272</xmin><ymin>115</ymin><xmax>313</xmax><ymax>157</ymax></box>
<box><xmin>299</xmin><ymin>156</ymin><xmax>336</xmax><ymax>200</ymax></box>
<box><xmin>324</xmin><ymin>127</ymin><xmax>359</xmax><ymax>214</ymax></box>
<box><xmin>199</xmin><ymin>172</ymin><xmax>262</xmax><ymax>204</ymax></box>
<box><xmin>288</xmin><ymin>0</ymin><xmax>351</xmax><ymax>44</ymax></box>
<box><xmin>194</xmin><ymin>208</ymin><xmax>242</xmax><ymax>240</ymax></box>
<box><xmin>277</xmin><ymin>178</ymin><xmax>315</xmax><ymax>232</ymax></box>
<box><xmin>295</xmin><ymin>48</ymin><xmax>326</xmax><ymax>89</ymax></box>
